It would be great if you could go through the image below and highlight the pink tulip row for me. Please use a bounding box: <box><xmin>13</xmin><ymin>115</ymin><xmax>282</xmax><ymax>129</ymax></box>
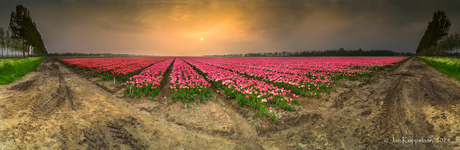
<box><xmin>184</xmin><ymin>59</ymin><xmax>293</xmax><ymax>97</ymax></box>
<box><xmin>61</xmin><ymin>57</ymin><xmax>171</xmax><ymax>76</ymax></box>
<box><xmin>185</xmin><ymin>57</ymin><xmax>333</xmax><ymax>96</ymax></box>
<box><xmin>123</xmin><ymin>58</ymin><xmax>175</xmax><ymax>98</ymax></box>
<box><xmin>169</xmin><ymin>59</ymin><xmax>212</xmax><ymax>102</ymax></box>
<box><xmin>190</xmin><ymin>58</ymin><xmax>330</xmax><ymax>86</ymax></box>
<box><xmin>183</xmin><ymin>58</ymin><xmax>298</xmax><ymax>110</ymax></box>
<box><xmin>186</xmin><ymin>57</ymin><xmax>353</xmax><ymax>78</ymax></box>
<box><xmin>190</xmin><ymin>57</ymin><xmax>405</xmax><ymax>78</ymax></box>
<box><xmin>170</xmin><ymin>59</ymin><xmax>210</xmax><ymax>90</ymax></box>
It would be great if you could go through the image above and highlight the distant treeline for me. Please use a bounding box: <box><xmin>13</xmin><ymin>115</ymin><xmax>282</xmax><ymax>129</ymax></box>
<box><xmin>204</xmin><ymin>49</ymin><xmax>414</xmax><ymax>57</ymax></box>
<box><xmin>48</xmin><ymin>52</ymin><xmax>154</xmax><ymax>57</ymax></box>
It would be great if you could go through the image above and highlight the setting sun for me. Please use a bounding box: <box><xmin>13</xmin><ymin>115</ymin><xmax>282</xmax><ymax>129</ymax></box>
<box><xmin>201</xmin><ymin>38</ymin><xmax>203</xmax><ymax>41</ymax></box>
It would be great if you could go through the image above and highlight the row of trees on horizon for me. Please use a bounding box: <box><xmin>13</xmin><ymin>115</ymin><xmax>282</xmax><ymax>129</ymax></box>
<box><xmin>0</xmin><ymin>28</ymin><xmax>34</xmax><ymax>57</ymax></box>
<box><xmin>0</xmin><ymin>4</ymin><xmax>47</xmax><ymax>58</ymax></box>
<box><xmin>420</xmin><ymin>31</ymin><xmax>460</xmax><ymax>57</ymax></box>
<box><xmin>205</xmin><ymin>49</ymin><xmax>415</xmax><ymax>57</ymax></box>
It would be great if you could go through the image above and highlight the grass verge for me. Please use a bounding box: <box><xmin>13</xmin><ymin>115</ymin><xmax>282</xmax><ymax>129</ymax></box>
<box><xmin>418</xmin><ymin>56</ymin><xmax>460</xmax><ymax>82</ymax></box>
<box><xmin>0</xmin><ymin>57</ymin><xmax>45</xmax><ymax>85</ymax></box>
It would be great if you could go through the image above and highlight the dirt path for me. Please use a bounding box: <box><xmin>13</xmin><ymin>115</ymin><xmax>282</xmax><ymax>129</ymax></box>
<box><xmin>1</xmin><ymin>57</ymin><xmax>459</xmax><ymax>149</ymax></box>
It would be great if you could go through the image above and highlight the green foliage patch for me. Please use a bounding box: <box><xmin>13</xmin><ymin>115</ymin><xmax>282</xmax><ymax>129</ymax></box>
<box><xmin>0</xmin><ymin>57</ymin><xmax>45</xmax><ymax>85</ymax></box>
<box><xmin>418</xmin><ymin>57</ymin><xmax>460</xmax><ymax>82</ymax></box>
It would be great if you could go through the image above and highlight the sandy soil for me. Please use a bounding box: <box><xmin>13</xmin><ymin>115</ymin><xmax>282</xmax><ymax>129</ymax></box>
<box><xmin>1</xmin><ymin>57</ymin><xmax>459</xmax><ymax>149</ymax></box>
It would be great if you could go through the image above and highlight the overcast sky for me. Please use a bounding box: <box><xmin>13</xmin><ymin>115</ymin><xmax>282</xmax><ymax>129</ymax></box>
<box><xmin>1</xmin><ymin>0</ymin><xmax>459</xmax><ymax>56</ymax></box>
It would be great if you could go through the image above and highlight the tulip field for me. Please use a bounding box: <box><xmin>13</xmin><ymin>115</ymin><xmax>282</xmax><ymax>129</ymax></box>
<box><xmin>184</xmin><ymin>57</ymin><xmax>405</xmax><ymax>96</ymax></box>
<box><xmin>60</xmin><ymin>56</ymin><xmax>406</xmax><ymax>121</ymax></box>
<box><xmin>60</xmin><ymin>57</ymin><xmax>171</xmax><ymax>82</ymax></box>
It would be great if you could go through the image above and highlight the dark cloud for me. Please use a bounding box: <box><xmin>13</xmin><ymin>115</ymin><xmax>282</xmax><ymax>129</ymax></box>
<box><xmin>0</xmin><ymin>0</ymin><xmax>459</xmax><ymax>55</ymax></box>
<box><xmin>236</xmin><ymin>0</ymin><xmax>313</xmax><ymax>39</ymax></box>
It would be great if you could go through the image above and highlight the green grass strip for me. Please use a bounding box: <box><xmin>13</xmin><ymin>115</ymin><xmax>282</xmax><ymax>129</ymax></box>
<box><xmin>0</xmin><ymin>57</ymin><xmax>46</xmax><ymax>85</ymax></box>
<box><xmin>418</xmin><ymin>56</ymin><xmax>460</xmax><ymax>82</ymax></box>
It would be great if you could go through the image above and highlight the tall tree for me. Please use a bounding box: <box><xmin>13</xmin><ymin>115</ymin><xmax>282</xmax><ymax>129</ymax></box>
<box><xmin>436</xmin><ymin>31</ymin><xmax>460</xmax><ymax>57</ymax></box>
<box><xmin>9</xmin><ymin>5</ymin><xmax>32</xmax><ymax>57</ymax></box>
<box><xmin>5</xmin><ymin>31</ymin><xmax>10</xmax><ymax>57</ymax></box>
<box><xmin>24</xmin><ymin>13</ymin><xmax>35</xmax><ymax>57</ymax></box>
<box><xmin>0</xmin><ymin>28</ymin><xmax>4</xmax><ymax>57</ymax></box>
<box><xmin>447</xmin><ymin>34</ymin><xmax>455</xmax><ymax>53</ymax></box>
<box><xmin>453</xmin><ymin>32</ymin><xmax>460</xmax><ymax>57</ymax></box>
<box><xmin>416</xmin><ymin>10</ymin><xmax>451</xmax><ymax>56</ymax></box>
<box><xmin>456</xmin><ymin>32</ymin><xmax>460</xmax><ymax>57</ymax></box>
<box><xmin>27</xmin><ymin>22</ymin><xmax>47</xmax><ymax>56</ymax></box>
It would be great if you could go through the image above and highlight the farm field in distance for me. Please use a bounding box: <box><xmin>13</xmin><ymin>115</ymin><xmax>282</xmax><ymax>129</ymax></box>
<box><xmin>1</xmin><ymin>56</ymin><xmax>460</xmax><ymax>149</ymax></box>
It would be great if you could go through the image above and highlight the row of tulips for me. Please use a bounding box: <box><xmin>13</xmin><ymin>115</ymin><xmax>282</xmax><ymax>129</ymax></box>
<box><xmin>182</xmin><ymin>58</ymin><xmax>300</xmax><ymax>122</ymax></box>
<box><xmin>60</xmin><ymin>57</ymin><xmax>171</xmax><ymax>82</ymax></box>
<box><xmin>193</xmin><ymin>57</ymin><xmax>406</xmax><ymax>80</ymax></box>
<box><xmin>190</xmin><ymin>57</ymin><xmax>368</xmax><ymax>80</ymax></box>
<box><xmin>169</xmin><ymin>59</ymin><xmax>212</xmax><ymax>103</ymax></box>
<box><xmin>123</xmin><ymin>58</ymin><xmax>175</xmax><ymax>99</ymax></box>
<box><xmin>187</xmin><ymin>58</ymin><xmax>331</xmax><ymax>97</ymax></box>
<box><xmin>185</xmin><ymin>57</ymin><xmax>406</xmax><ymax>97</ymax></box>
